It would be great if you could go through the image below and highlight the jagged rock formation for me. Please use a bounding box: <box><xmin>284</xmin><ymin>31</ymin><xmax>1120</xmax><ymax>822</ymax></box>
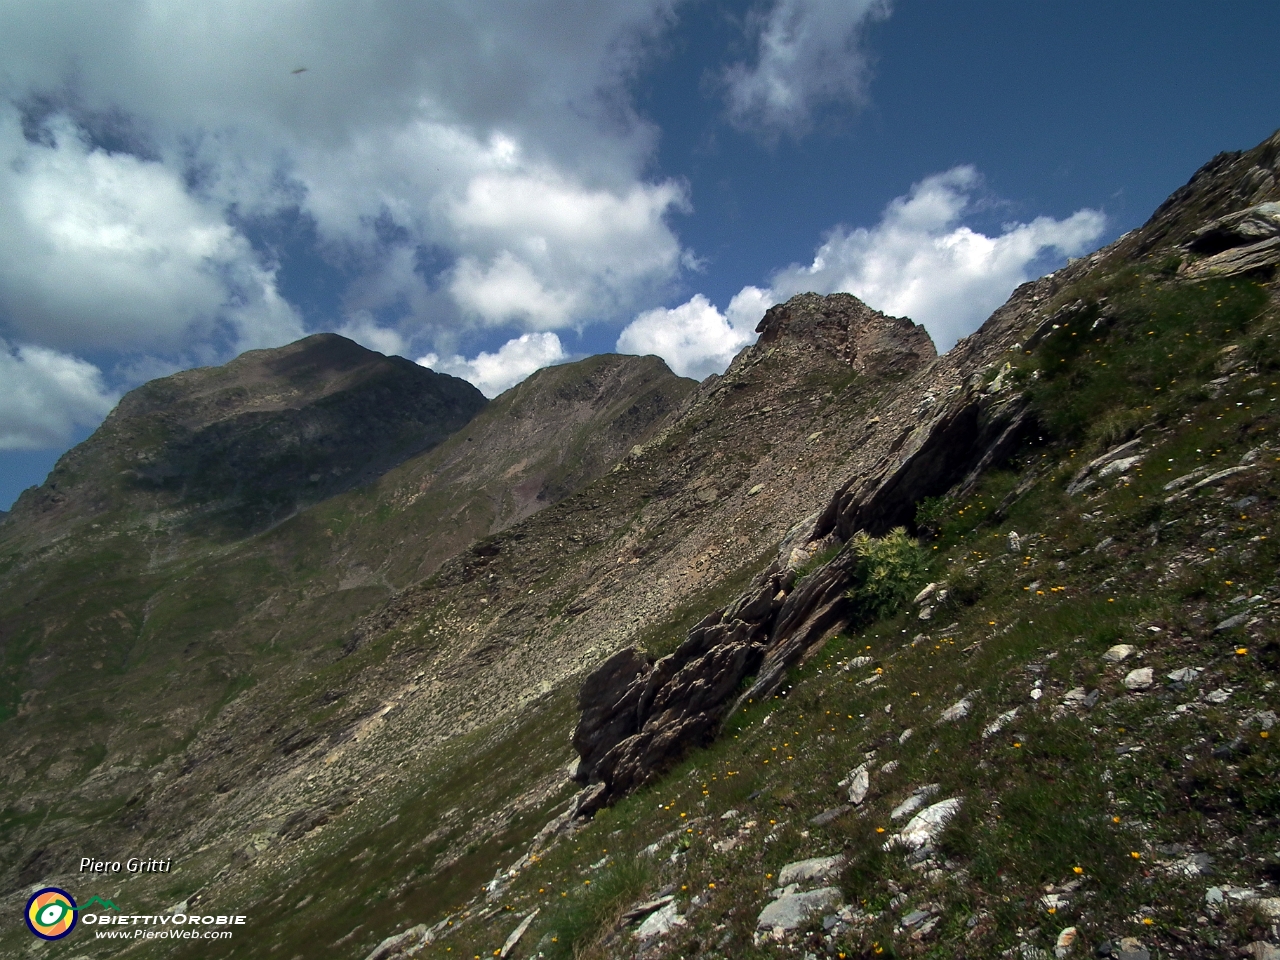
<box><xmin>570</xmin><ymin>280</ymin><xmax>1061</xmax><ymax>802</ymax></box>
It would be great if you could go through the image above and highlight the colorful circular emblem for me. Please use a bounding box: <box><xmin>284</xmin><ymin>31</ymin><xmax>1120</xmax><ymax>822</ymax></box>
<box><xmin>25</xmin><ymin>887</ymin><xmax>77</xmax><ymax>940</ymax></box>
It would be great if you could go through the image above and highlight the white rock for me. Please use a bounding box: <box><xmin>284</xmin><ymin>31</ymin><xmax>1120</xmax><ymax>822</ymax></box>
<box><xmin>939</xmin><ymin>698</ymin><xmax>971</xmax><ymax>722</ymax></box>
<box><xmin>846</xmin><ymin>764</ymin><xmax>871</xmax><ymax>805</ymax></box>
<box><xmin>1030</xmin><ymin>688</ymin><xmax>1043</xmax><ymax>701</ymax></box>
<box><xmin>1244</xmin><ymin>941</ymin><xmax>1280</xmax><ymax>960</ymax></box>
<box><xmin>1008</xmin><ymin>531</ymin><xmax>1022</xmax><ymax>553</ymax></box>
<box><xmin>1055</xmin><ymin>925</ymin><xmax>1079</xmax><ymax>958</ymax></box>
<box><xmin>898</xmin><ymin>728</ymin><xmax>914</xmax><ymax>744</ymax></box>
<box><xmin>499</xmin><ymin>909</ymin><xmax>538</xmax><ymax>958</ymax></box>
<box><xmin>982</xmin><ymin>708</ymin><xmax>1019</xmax><ymax>739</ymax></box>
<box><xmin>887</xmin><ymin>798</ymin><xmax>962</xmax><ymax>851</ymax></box>
<box><xmin>891</xmin><ymin>783</ymin><xmax>942</xmax><ymax>821</ymax></box>
<box><xmin>1124</xmin><ymin>668</ymin><xmax>1154</xmax><ymax>691</ymax></box>
<box><xmin>1166</xmin><ymin>667</ymin><xmax>1199</xmax><ymax>683</ymax></box>
<box><xmin>1103</xmin><ymin>644</ymin><xmax>1134</xmax><ymax>662</ymax></box>
<box><xmin>1098</xmin><ymin>454</ymin><xmax>1143</xmax><ymax>478</ymax></box>
<box><xmin>364</xmin><ymin>925</ymin><xmax>428</xmax><ymax>960</ymax></box>
<box><xmin>635</xmin><ymin>902</ymin><xmax>685</xmax><ymax>940</ymax></box>
<box><xmin>778</xmin><ymin>854</ymin><xmax>845</xmax><ymax>886</ymax></box>
<box><xmin>880</xmin><ymin>760</ymin><xmax>900</xmax><ymax>775</ymax></box>
<box><xmin>914</xmin><ymin>582</ymin><xmax>938</xmax><ymax>605</ymax></box>
<box><xmin>1205</xmin><ymin>688</ymin><xmax>1232</xmax><ymax>704</ymax></box>
<box><xmin>721</xmin><ymin>808</ymin><xmax>740</xmax><ymax>820</ymax></box>
<box><xmin>756</xmin><ymin>887</ymin><xmax>843</xmax><ymax>932</ymax></box>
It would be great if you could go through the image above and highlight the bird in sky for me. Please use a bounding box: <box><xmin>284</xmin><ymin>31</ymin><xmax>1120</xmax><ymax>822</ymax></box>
<box><xmin>291</xmin><ymin>67</ymin><xmax>308</xmax><ymax>75</ymax></box>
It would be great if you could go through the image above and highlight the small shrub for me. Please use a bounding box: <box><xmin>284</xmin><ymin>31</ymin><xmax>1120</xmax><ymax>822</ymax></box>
<box><xmin>913</xmin><ymin>495</ymin><xmax>950</xmax><ymax>538</ymax></box>
<box><xmin>541</xmin><ymin>854</ymin><xmax>654</xmax><ymax>960</ymax></box>
<box><xmin>947</xmin><ymin>565</ymin><xmax>989</xmax><ymax>607</ymax></box>
<box><xmin>1087</xmin><ymin>407</ymin><xmax>1146</xmax><ymax>453</ymax></box>
<box><xmin>843</xmin><ymin>528</ymin><xmax>929</xmax><ymax>623</ymax></box>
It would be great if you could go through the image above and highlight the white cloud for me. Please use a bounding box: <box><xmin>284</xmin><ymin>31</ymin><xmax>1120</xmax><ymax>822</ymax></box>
<box><xmin>0</xmin><ymin>109</ymin><xmax>303</xmax><ymax>355</ymax></box>
<box><xmin>337</xmin><ymin>312</ymin><xmax>408</xmax><ymax>358</ymax></box>
<box><xmin>723</xmin><ymin>0</ymin><xmax>891</xmax><ymax>136</ymax></box>
<box><xmin>620</xmin><ymin>168</ymin><xmax>1106</xmax><ymax>378</ymax></box>
<box><xmin>418</xmin><ymin>331</ymin><xmax>567</xmax><ymax>398</ymax></box>
<box><xmin>449</xmin><ymin>252</ymin><xmax>583</xmax><ymax>331</ymax></box>
<box><xmin>0</xmin><ymin>339</ymin><xmax>118</xmax><ymax>449</ymax></box>
<box><xmin>767</xmin><ymin>166</ymin><xmax>1106</xmax><ymax>348</ymax></box>
<box><xmin>445</xmin><ymin>169</ymin><xmax>687</xmax><ymax>329</ymax></box>
<box><xmin>0</xmin><ymin>1</ymin><xmax>689</xmax><ymax>350</ymax></box>
<box><xmin>616</xmin><ymin>293</ymin><xmax>757</xmax><ymax>381</ymax></box>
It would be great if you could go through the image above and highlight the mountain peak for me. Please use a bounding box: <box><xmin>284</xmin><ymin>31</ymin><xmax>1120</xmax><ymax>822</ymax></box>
<box><xmin>753</xmin><ymin>292</ymin><xmax>936</xmax><ymax>375</ymax></box>
<box><xmin>6</xmin><ymin>334</ymin><xmax>486</xmax><ymax>539</ymax></box>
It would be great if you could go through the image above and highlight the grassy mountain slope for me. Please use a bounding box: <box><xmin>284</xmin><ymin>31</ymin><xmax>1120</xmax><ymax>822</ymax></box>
<box><xmin>0</xmin><ymin>352</ymin><xmax>693</xmax><ymax>949</ymax></box>
<box><xmin>0</xmin><ymin>292</ymin><xmax>939</xmax><ymax>958</ymax></box>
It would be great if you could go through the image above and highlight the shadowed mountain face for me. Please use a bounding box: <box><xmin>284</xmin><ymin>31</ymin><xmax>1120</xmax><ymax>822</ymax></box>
<box><xmin>330</xmin><ymin>353</ymin><xmax>698</xmax><ymax>588</ymax></box>
<box><xmin>5</xmin><ymin>333</ymin><xmax>488</xmax><ymax>539</ymax></box>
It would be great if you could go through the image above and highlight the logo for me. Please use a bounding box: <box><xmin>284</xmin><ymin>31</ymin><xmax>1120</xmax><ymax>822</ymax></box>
<box><xmin>25</xmin><ymin>887</ymin><xmax>78</xmax><ymax>940</ymax></box>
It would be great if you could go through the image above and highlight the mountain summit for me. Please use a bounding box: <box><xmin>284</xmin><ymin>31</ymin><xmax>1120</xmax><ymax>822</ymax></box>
<box><xmin>6</xmin><ymin>333</ymin><xmax>487</xmax><ymax>538</ymax></box>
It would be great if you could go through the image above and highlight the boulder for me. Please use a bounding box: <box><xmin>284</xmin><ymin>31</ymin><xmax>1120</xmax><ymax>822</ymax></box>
<box><xmin>887</xmin><ymin>797</ymin><xmax>962</xmax><ymax>851</ymax></box>
<box><xmin>1186</xmin><ymin>201</ymin><xmax>1280</xmax><ymax>254</ymax></box>
<box><xmin>363</xmin><ymin>924</ymin><xmax>428</xmax><ymax>960</ymax></box>
<box><xmin>756</xmin><ymin>887</ymin><xmax>843</xmax><ymax>932</ymax></box>
<box><xmin>777</xmin><ymin>854</ymin><xmax>845</xmax><ymax>886</ymax></box>
<box><xmin>635</xmin><ymin>901</ymin><xmax>684</xmax><ymax>940</ymax></box>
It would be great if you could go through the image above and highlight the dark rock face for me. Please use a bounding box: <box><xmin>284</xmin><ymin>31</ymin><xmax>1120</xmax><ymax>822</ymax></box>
<box><xmin>818</xmin><ymin>390</ymin><xmax>1033</xmax><ymax>541</ymax></box>
<box><xmin>572</xmin><ymin>292</ymin><xmax>954</xmax><ymax>804</ymax></box>
<box><xmin>754</xmin><ymin>292</ymin><xmax>936</xmax><ymax>376</ymax></box>
<box><xmin>572</xmin><ymin>539</ymin><xmax>861</xmax><ymax>803</ymax></box>
<box><xmin>1186</xmin><ymin>201</ymin><xmax>1280</xmax><ymax>255</ymax></box>
<box><xmin>10</xmin><ymin>333</ymin><xmax>487</xmax><ymax>534</ymax></box>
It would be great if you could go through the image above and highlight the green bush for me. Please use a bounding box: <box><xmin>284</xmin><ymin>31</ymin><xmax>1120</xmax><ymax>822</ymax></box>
<box><xmin>843</xmin><ymin>527</ymin><xmax>929</xmax><ymax>623</ymax></box>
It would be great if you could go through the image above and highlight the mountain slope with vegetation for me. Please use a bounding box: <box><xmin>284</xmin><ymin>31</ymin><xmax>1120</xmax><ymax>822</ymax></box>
<box><xmin>0</xmin><ymin>129</ymin><xmax>1278</xmax><ymax>960</ymax></box>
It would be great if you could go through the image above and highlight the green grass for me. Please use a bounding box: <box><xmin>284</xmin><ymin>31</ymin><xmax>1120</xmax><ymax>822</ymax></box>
<box><xmin>406</xmin><ymin>263</ymin><xmax>1280</xmax><ymax>960</ymax></box>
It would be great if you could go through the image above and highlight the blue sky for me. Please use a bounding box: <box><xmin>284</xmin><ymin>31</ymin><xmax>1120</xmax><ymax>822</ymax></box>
<box><xmin>2</xmin><ymin>0</ymin><xmax>1279</xmax><ymax>510</ymax></box>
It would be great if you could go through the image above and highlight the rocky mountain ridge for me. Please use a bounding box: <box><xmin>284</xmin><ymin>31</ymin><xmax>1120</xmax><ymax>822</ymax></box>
<box><xmin>5</xmin><ymin>333</ymin><xmax>487</xmax><ymax>540</ymax></box>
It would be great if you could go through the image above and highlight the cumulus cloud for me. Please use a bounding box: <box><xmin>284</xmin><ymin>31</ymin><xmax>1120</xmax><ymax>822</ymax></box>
<box><xmin>0</xmin><ymin>1</ymin><xmax>689</xmax><ymax>449</ymax></box>
<box><xmin>723</xmin><ymin>0</ymin><xmax>891</xmax><ymax>135</ymax></box>
<box><xmin>616</xmin><ymin>289</ymin><xmax>766</xmax><ymax>380</ymax></box>
<box><xmin>0</xmin><ymin>110</ymin><xmax>302</xmax><ymax>354</ymax></box>
<box><xmin>418</xmin><ymin>331</ymin><xmax>567</xmax><ymax>398</ymax></box>
<box><xmin>0</xmin><ymin>339</ymin><xmax>118</xmax><ymax>449</ymax></box>
<box><xmin>337</xmin><ymin>312</ymin><xmax>408</xmax><ymax>358</ymax></box>
<box><xmin>768</xmin><ymin>166</ymin><xmax>1106</xmax><ymax>348</ymax></box>
<box><xmin>0</xmin><ymin>2</ymin><xmax>689</xmax><ymax>342</ymax></box>
<box><xmin>620</xmin><ymin>167</ymin><xmax>1105</xmax><ymax>377</ymax></box>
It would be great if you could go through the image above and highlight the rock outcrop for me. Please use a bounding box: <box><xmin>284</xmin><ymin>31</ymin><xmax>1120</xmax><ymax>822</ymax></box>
<box><xmin>572</xmin><ymin>291</ymin><xmax>1032</xmax><ymax>805</ymax></box>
